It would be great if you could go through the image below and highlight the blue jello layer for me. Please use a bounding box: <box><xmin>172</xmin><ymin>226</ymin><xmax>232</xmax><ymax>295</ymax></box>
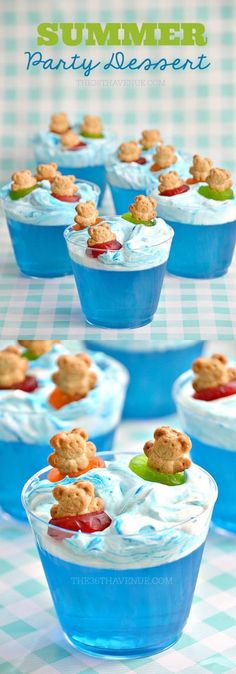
<box><xmin>58</xmin><ymin>165</ymin><xmax>106</xmax><ymax>205</ymax></box>
<box><xmin>190</xmin><ymin>436</ymin><xmax>236</xmax><ymax>533</ymax></box>
<box><xmin>85</xmin><ymin>341</ymin><xmax>204</xmax><ymax>419</ymax></box>
<box><xmin>0</xmin><ymin>429</ymin><xmax>116</xmax><ymax>521</ymax></box>
<box><xmin>37</xmin><ymin>543</ymin><xmax>204</xmax><ymax>659</ymax></box>
<box><xmin>166</xmin><ymin>219</ymin><xmax>236</xmax><ymax>279</ymax></box>
<box><xmin>7</xmin><ymin>218</ymin><xmax>72</xmax><ymax>278</ymax></box>
<box><xmin>109</xmin><ymin>185</ymin><xmax>146</xmax><ymax>215</ymax></box>
<box><xmin>72</xmin><ymin>261</ymin><xmax>166</xmax><ymax>329</ymax></box>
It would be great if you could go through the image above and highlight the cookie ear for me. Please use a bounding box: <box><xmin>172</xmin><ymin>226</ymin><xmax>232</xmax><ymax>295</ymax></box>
<box><xmin>76</xmin><ymin>480</ymin><xmax>93</xmax><ymax>496</ymax></box>
<box><xmin>77</xmin><ymin>353</ymin><xmax>92</xmax><ymax>368</ymax></box>
<box><xmin>192</xmin><ymin>358</ymin><xmax>203</xmax><ymax>374</ymax></box>
<box><xmin>211</xmin><ymin>353</ymin><xmax>227</xmax><ymax>365</ymax></box>
<box><xmin>74</xmin><ymin>427</ymin><xmax>88</xmax><ymax>441</ymax></box>
<box><xmin>53</xmin><ymin>485</ymin><xmax>64</xmax><ymax>500</ymax></box>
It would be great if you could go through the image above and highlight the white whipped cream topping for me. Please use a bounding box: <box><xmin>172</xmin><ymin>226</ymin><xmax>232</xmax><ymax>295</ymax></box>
<box><xmin>148</xmin><ymin>181</ymin><xmax>236</xmax><ymax>226</ymax></box>
<box><xmin>65</xmin><ymin>216</ymin><xmax>174</xmax><ymax>272</ymax></box>
<box><xmin>106</xmin><ymin>150</ymin><xmax>189</xmax><ymax>190</ymax></box>
<box><xmin>25</xmin><ymin>460</ymin><xmax>216</xmax><ymax>569</ymax></box>
<box><xmin>33</xmin><ymin>128</ymin><xmax>116</xmax><ymax>168</ymax></box>
<box><xmin>0</xmin><ymin>351</ymin><xmax>128</xmax><ymax>443</ymax></box>
<box><xmin>174</xmin><ymin>369</ymin><xmax>236</xmax><ymax>451</ymax></box>
<box><xmin>0</xmin><ymin>180</ymin><xmax>99</xmax><ymax>226</ymax></box>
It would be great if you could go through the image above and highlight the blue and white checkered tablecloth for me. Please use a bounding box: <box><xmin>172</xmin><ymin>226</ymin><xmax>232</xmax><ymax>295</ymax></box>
<box><xmin>0</xmin><ymin>420</ymin><xmax>236</xmax><ymax>674</ymax></box>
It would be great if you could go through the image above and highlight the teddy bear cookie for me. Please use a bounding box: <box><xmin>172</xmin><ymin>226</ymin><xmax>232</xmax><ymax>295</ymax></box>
<box><xmin>47</xmin><ymin>427</ymin><xmax>106</xmax><ymax>482</ymax></box>
<box><xmin>188</xmin><ymin>154</ymin><xmax>212</xmax><ymax>183</ymax></box>
<box><xmin>18</xmin><ymin>340</ymin><xmax>59</xmax><ymax>359</ymax></box>
<box><xmin>80</xmin><ymin>115</ymin><xmax>103</xmax><ymax>138</ymax></box>
<box><xmin>49</xmin><ymin>353</ymin><xmax>97</xmax><ymax>410</ymax></box>
<box><xmin>192</xmin><ymin>353</ymin><xmax>236</xmax><ymax>401</ymax></box>
<box><xmin>10</xmin><ymin>169</ymin><xmax>38</xmax><ymax>200</ymax></box>
<box><xmin>198</xmin><ymin>167</ymin><xmax>234</xmax><ymax>201</ymax></box>
<box><xmin>151</xmin><ymin>145</ymin><xmax>177</xmax><ymax>172</ymax></box>
<box><xmin>158</xmin><ymin>171</ymin><xmax>189</xmax><ymax>197</ymax></box>
<box><xmin>73</xmin><ymin>201</ymin><xmax>101</xmax><ymax>231</ymax></box>
<box><xmin>128</xmin><ymin>195</ymin><xmax>157</xmax><ymax>224</ymax></box>
<box><xmin>140</xmin><ymin>129</ymin><xmax>162</xmax><ymax>150</ymax></box>
<box><xmin>87</xmin><ymin>223</ymin><xmax>122</xmax><ymax>258</ymax></box>
<box><xmin>35</xmin><ymin>162</ymin><xmax>60</xmax><ymax>183</ymax></box>
<box><xmin>118</xmin><ymin>141</ymin><xmax>142</xmax><ymax>163</ymax></box>
<box><xmin>49</xmin><ymin>112</ymin><xmax>70</xmax><ymax>135</ymax></box>
<box><xmin>48</xmin><ymin>476</ymin><xmax>112</xmax><ymax>537</ymax></box>
<box><xmin>0</xmin><ymin>345</ymin><xmax>38</xmax><ymax>393</ymax></box>
<box><xmin>60</xmin><ymin>129</ymin><xmax>82</xmax><ymax>150</ymax></box>
<box><xmin>51</xmin><ymin>175</ymin><xmax>79</xmax><ymax>202</ymax></box>
<box><xmin>129</xmin><ymin>425</ymin><xmax>192</xmax><ymax>485</ymax></box>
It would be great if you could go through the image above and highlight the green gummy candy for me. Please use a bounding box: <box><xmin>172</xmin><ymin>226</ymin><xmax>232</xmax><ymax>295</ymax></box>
<box><xmin>22</xmin><ymin>349</ymin><xmax>39</xmax><ymax>361</ymax></box>
<box><xmin>122</xmin><ymin>212</ymin><xmax>156</xmax><ymax>227</ymax></box>
<box><xmin>129</xmin><ymin>454</ymin><xmax>186</xmax><ymax>486</ymax></box>
<box><xmin>80</xmin><ymin>131</ymin><xmax>104</xmax><ymax>139</ymax></box>
<box><xmin>9</xmin><ymin>184</ymin><xmax>40</xmax><ymax>201</ymax></box>
<box><xmin>198</xmin><ymin>185</ymin><xmax>234</xmax><ymax>201</ymax></box>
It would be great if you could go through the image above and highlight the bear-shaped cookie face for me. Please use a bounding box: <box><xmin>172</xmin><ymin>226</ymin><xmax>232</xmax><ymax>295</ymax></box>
<box><xmin>51</xmin><ymin>175</ymin><xmax>78</xmax><ymax>197</ymax></box>
<box><xmin>129</xmin><ymin>195</ymin><xmax>157</xmax><ymax>222</ymax></box>
<box><xmin>48</xmin><ymin>427</ymin><xmax>97</xmax><ymax>476</ymax></box>
<box><xmin>189</xmin><ymin>154</ymin><xmax>212</xmax><ymax>182</ymax></box>
<box><xmin>49</xmin><ymin>112</ymin><xmax>70</xmax><ymax>135</ymax></box>
<box><xmin>0</xmin><ymin>346</ymin><xmax>28</xmax><ymax>388</ymax></box>
<box><xmin>35</xmin><ymin>163</ymin><xmax>59</xmax><ymax>183</ymax></box>
<box><xmin>207</xmin><ymin>168</ymin><xmax>232</xmax><ymax>192</ymax></box>
<box><xmin>140</xmin><ymin>129</ymin><xmax>162</xmax><ymax>150</ymax></box>
<box><xmin>18</xmin><ymin>340</ymin><xmax>58</xmax><ymax>356</ymax></box>
<box><xmin>50</xmin><ymin>479</ymin><xmax>104</xmax><ymax>519</ymax></box>
<box><xmin>192</xmin><ymin>353</ymin><xmax>236</xmax><ymax>391</ymax></box>
<box><xmin>153</xmin><ymin>145</ymin><xmax>177</xmax><ymax>169</ymax></box>
<box><xmin>144</xmin><ymin>426</ymin><xmax>192</xmax><ymax>474</ymax></box>
<box><xmin>88</xmin><ymin>223</ymin><xmax>116</xmax><ymax>247</ymax></box>
<box><xmin>158</xmin><ymin>171</ymin><xmax>183</xmax><ymax>194</ymax></box>
<box><xmin>118</xmin><ymin>141</ymin><xmax>141</xmax><ymax>163</ymax></box>
<box><xmin>61</xmin><ymin>129</ymin><xmax>80</xmax><ymax>149</ymax></box>
<box><xmin>74</xmin><ymin>201</ymin><xmax>99</xmax><ymax>230</ymax></box>
<box><xmin>80</xmin><ymin>115</ymin><xmax>103</xmax><ymax>136</ymax></box>
<box><xmin>52</xmin><ymin>353</ymin><xmax>97</xmax><ymax>397</ymax></box>
<box><xmin>11</xmin><ymin>169</ymin><xmax>37</xmax><ymax>192</ymax></box>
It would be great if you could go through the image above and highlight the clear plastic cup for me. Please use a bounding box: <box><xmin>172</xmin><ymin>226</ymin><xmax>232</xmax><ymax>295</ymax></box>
<box><xmin>174</xmin><ymin>370</ymin><xmax>236</xmax><ymax>533</ymax></box>
<box><xmin>22</xmin><ymin>454</ymin><xmax>217</xmax><ymax>659</ymax></box>
<box><xmin>64</xmin><ymin>224</ymin><xmax>174</xmax><ymax>329</ymax></box>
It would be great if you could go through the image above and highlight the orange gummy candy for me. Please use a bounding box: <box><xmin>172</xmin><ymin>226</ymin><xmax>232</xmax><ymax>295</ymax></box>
<box><xmin>48</xmin><ymin>456</ymin><xmax>106</xmax><ymax>482</ymax></box>
<box><xmin>48</xmin><ymin>387</ymin><xmax>84</xmax><ymax>410</ymax></box>
<box><xmin>186</xmin><ymin>177</ymin><xmax>198</xmax><ymax>185</ymax></box>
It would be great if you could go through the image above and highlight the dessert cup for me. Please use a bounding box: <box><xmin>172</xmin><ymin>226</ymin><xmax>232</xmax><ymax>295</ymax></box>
<box><xmin>0</xmin><ymin>352</ymin><xmax>128</xmax><ymax>520</ymax></box>
<box><xmin>174</xmin><ymin>370</ymin><xmax>236</xmax><ymax>533</ymax></box>
<box><xmin>85</xmin><ymin>340</ymin><xmax>205</xmax><ymax>419</ymax></box>
<box><xmin>22</xmin><ymin>453</ymin><xmax>217</xmax><ymax>659</ymax></box>
<box><xmin>0</xmin><ymin>179</ymin><xmax>100</xmax><ymax>278</ymax></box>
<box><xmin>33</xmin><ymin>128</ymin><xmax>116</xmax><ymax>205</ymax></box>
<box><xmin>64</xmin><ymin>217</ymin><xmax>174</xmax><ymax>329</ymax></box>
<box><xmin>147</xmin><ymin>179</ymin><xmax>236</xmax><ymax>279</ymax></box>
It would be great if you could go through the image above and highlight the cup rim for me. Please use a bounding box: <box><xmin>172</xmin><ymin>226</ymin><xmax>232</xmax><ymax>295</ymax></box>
<box><xmin>22</xmin><ymin>459</ymin><xmax>218</xmax><ymax>539</ymax></box>
<box><xmin>64</xmin><ymin>219</ymin><xmax>175</xmax><ymax>250</ymax></box>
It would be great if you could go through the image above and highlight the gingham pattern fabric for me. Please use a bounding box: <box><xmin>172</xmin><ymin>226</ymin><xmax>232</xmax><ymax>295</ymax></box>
<box><xmin>0</xmin><ymin>0</ymin><xmax>235</xmax><ymax>184</ymax></box>
<box><xmin>1</xmin><ymin>206</ymin><xmax>236</xmax><ymax>340</ymax></box>
<box><xmin>0</xmin><ymin>419</ymin><xmax>236</xmax><ymax>674</ymax></box>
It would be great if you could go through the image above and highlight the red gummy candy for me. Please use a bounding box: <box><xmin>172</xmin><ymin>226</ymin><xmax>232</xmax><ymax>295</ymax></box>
<box><xmin>160</xmin><ymin>184</ymin><xmax>190</xmax><ymax>197</ymax></box>
<box><xmin>10</xmin><ymin>375</ymin><xmax>38</xmax><ymax>393</ymax></box>
<box><xmin>69</xmin><ymin>142</ymin><xmax>87</xmax><ymax>151</ymax></box>
<box><xmin>87</xmin><ymin>240</ymin><xmax>122</xmax><ymax>259</ymax></box>
<box><xmin>51</xmin><ymin>193</ymin><xmax>81</xmax><ymax>203</ymax></box>
<box><xmin>48</xmin><ymin>510</ymin><xmax>112</xmax><ymax>539</ymax></box>
<box><xmin>135</xmin><ymin>157</ymin><xmax>147</xmax><ymax>165</ymax></box>
<box><xmin>193</xmin><ymin>380</ymin><xmax>236</xmax><ymax>401</ymax></box>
